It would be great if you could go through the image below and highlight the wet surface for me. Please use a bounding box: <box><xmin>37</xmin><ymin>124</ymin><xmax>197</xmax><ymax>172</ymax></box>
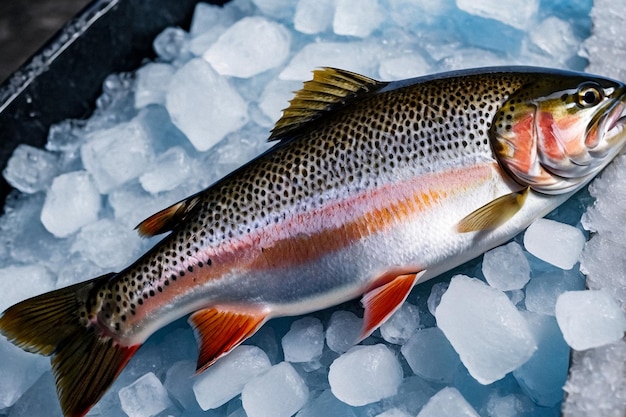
<box><xmin>0</xmin><ymin>0</ymin><xmax>89</xmax><ymax>83</ymax></box>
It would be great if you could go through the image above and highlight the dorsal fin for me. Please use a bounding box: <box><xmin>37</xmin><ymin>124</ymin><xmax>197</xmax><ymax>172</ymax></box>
<box><xmin>269</xmin><ymin>67</ymin><xmax>386</xmax><ymax>141</ymax></box>
<box><xmin>135</xmin><ymin>195</ymin><xmax>202</xmax><ymax>237</ymax></box>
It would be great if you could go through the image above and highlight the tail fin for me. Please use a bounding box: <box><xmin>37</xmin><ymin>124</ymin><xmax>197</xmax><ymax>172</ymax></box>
<box><xmin>0</xmin><ymin>275</ymin><xmax>140</xmax><ymax>417</ymax></box>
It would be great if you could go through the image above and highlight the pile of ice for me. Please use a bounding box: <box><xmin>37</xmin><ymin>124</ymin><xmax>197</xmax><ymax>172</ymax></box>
<box><xmin>1</xmin><ymin>0</ymin><xmax>625</xmax><ymax>417</ymax></box>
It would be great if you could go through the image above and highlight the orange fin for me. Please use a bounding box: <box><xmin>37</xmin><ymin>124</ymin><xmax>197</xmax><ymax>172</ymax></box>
<box><xmin>189</xmin><ymin>306</ymin><xmax>268</xmax><ymax>373</ymax></box>
<box><xmin>135</xmin><ymin>195</ymin><xmax>202</xmax><ymax>237</ymax></box>
<box><xmin>0</xmin><ymin>274</ymin><xmax>141</xmax><ymax>417</ymax></box>
<box><xmin>359</xmin><ymin>271</ymin><xmax>424</xmax><ymax>341</ymax></box>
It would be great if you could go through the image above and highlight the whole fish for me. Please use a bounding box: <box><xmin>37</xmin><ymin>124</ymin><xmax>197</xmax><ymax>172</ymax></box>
<box><xmin>2</xmin><ymin>66</ymin><xmax>626</xmax><ymax>417</ymax></box>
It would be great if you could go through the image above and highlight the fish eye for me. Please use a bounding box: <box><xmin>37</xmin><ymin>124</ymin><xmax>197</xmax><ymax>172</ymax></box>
<box><xmin>576</xmin><ymin>83</ymin><xmax>604</xmax><ymax>108</ymax></box>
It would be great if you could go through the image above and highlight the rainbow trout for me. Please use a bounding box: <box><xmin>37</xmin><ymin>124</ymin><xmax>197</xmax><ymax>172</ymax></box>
<box><xmin>2</xmin><ymin>67</ymin><xmax>626</xmax><ymax>417</ymax></box>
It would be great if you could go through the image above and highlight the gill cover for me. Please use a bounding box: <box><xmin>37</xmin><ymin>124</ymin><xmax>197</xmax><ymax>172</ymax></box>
<box><xmin>491</xmin><ymin>74</ymin><xmax>626</xmax><ymax>194</ymax></box>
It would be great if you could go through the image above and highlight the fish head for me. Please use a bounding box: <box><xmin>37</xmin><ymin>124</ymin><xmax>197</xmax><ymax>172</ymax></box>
<box><xmin>491</xmin><ymin>72</ymin><xmax>626</xmax><ymax>194</ymax></box>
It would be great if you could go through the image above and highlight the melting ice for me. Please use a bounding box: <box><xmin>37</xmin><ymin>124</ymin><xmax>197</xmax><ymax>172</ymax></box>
<box><xmin>1</xmin><ymin>0</ymin><xmax>625</xmax><ymax>417</ymax></box>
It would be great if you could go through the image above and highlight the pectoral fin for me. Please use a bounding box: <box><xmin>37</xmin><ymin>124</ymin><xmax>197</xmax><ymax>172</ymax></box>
<box><xmin>456</xmin><ymin>187</ymin><xmax>530</xmax><ymax>233</ymax></box>
<box><xmin>359</xmin><ymin>271</ymin><xmax>425</xmax><ymax>341</ymax></box>
<box><xmin>189</xmin><ymin>306</ymin><xmax>268</xmax><ymax>373</ymax></box>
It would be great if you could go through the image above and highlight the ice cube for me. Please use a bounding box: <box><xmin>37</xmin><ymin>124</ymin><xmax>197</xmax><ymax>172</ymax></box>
<box><xmin>523</xmin><ymin>219</ymin><xmax>585</xmax><ymax>270</ymax></box>
<box><xmin>378</xmin><ymin>54</ymin><xmax>430</xmax><ymax>80</ymax></box>
<box><xmin>524</xmin><ymin>270</ymin><xmax>585</xmax><ymax>316</ymax></box>
<box><xmin>333</xmin><ymin>0</ymin><xmax>383</xmax><ymax>38</ymax></box>
<box><xmin>163</xmin><ymin>360</ymin><xmax>196</xmax><ymax>410</ymax></box>
<box><xmin>159</xmin><ymin>327</ymin><xmax>197</xmax><ymax>365</ymax></box>
<box><xmin>555</xmin><ymin>290</ymin><xmax>626</xmax><ymax>350</ymax></box>
<box><xmin>435</xmin><ymin>275</ymin><xmax>537</xmax><ymax>384</ymax></box>
<box><xmin>258</xmin><ymin>78</ymin><xmax>302</xmax><ymax>125</ymax></box>
<box><xmin>139</xmin><ymin>147</ymin><xmax>192</xmax><ymax>194</ymax></box>
<box><xmin>134</xmin><ymin>63</ymin><xmax>175</xmax><ymax>108</ymax></box>
<box><xmin>483</xmin><ymin>393</ymin><xmax>534</xmax><ymax>417</ymax></box>
<box><xmin>512</xmin><ymin>312</ymin><xmax>569</xmax><ymax>406</ymax></box>
<box><xmin>166</xmin><ymin>58</ymin><xmax>248</xmax><ymax>151</ymax></box>
<box><xmin>375</xmin><ymin>409</ymin><xmax>412</xmax><ymax>417</ymax></box>
<box><xmin>388</xmin><ymin>376</ymin><xmax>438</xmax><ymax>415</ymax></box>
<box><xmin>401</xmin><ymin>327</ymin><xmax>461</xmax><ymax>383</ymax></box>
<box><xmin>80</xmin><ymin>119</ymin><xmax>155</xmax><ymax>194</ymax></box>
<box><xmin>93</xmin><ymin>73</ymin><xmax>136</xmax><ymax>124</ymax></box>
<box><xmin>6</xmin><ymin>372</ymin><xmax>63</xmax><ymax>417</ymax></box>
<box><xmin>0</xmin><ymin>265</ymin><xmax>56</xmax><ymax>312</ymax></box>
<box><xmin>241</xmin><ymin>361</ymin><xmax>309</xmax><ymax>417</ymax></box>
<box><xmin>203</xmin><ymin>17</ymin><xmax>291</xmax><ymax>78</ymax></box>
<box><xmin>189</xmin><ymin>2</ymin><xmax>237</xmax><ymax>36</ymax></box>
<box><xmin>134</xmin><ymin>105</ymin><xmax>190</xmax><ymax>154</ymax></box>
<box><xmin>293</xmin><ymin>0</ymin><xmax>334</xmax><ymax>34</ymax></box>
<box><xmin>3</xmin><ymin>144</ymin><xmax>59</xmax><ymax>194</ymax></box>
<box><xmin>387</xmin><ymin>0</ymin><xmax>452</xmax><ymax>29</ymax></box>
<box><xmin>70</xmin><ymin>218</ymin><xmax>142</xmax><ymax>270</ymax></box>
<box><xmin>506</xmin><ymin>289</ymin><xmax>524</xmax><ymax>306</ymax></box>
<box><xmin>189</xmin><ymin>31</ymin><xmax>222</xmax><ymax>57</ymax></box>
<box><xmin>193</xmin><ymin>345</ymin><xmax>271</xmax><ymax>410</ymax></box>
<box><xmin>54</xmin><ymin>254</ymin><xmax>103</xmax><ymax>289</ymax></box>
<box><xmin>295</xmin><ymin>389</ymin><xmax>357</xmax><ymax>417</ymax></box>
<box><xmin>279</xmin><ymin>41</ymin><xmax>381</xmax><ymax>81</ymax></box>
<box><xmin>40</xmin><ymin>171</ymin><xmax>101</xmax><ymax>237</ymax></box>
<box><xmin>427</xmin><ymin>282</ymin><xmax>448</xmax><ymax>316</ymax></box>
<box><xmin>153</xmin><ymin>27</ymin><xmax>189</xmax><ymax>62</ymax></box>
<box><xmin>455</xmin><ymin>0</ymin><xmax>539</xmax><ymax>30</ymax></box>
<box><xmin>379</xmin><ymin>302</ymin><xmax>420</xmax><ymax>344</ymax></box>
<box><xmin>416</xmin><ymin>387</ymin><xmax>480</xmax><ymax>417</ymax></box>
<box><xmin>328</xmin><ymin>344</ymin><xmax>403</xmax><ymax>406</ymax></box>
<box><xmin>246</xmin><ymin>325</ymin><xmax>280</xmax><ymax>365</ymax></box>
<box><xmin>0</xmin><ymin>338</ymin><xmax>48</xmax><ymax>409</ymax></box>
<box><xmin>528</xmin><ymin>17</ymin><xmax>579</xmax><ymax>62</ymax></box>
<box><xmin>482</xmin><ymin>242</ymin><xmax>531</xmax><ymax>291</ymax></box>
<box><xmin>282</xmin><ymin>317</ymin><xmax>324</xmax><ymax>363</ymax></box>
<box><xmin>45</xmin><ymin>119</ymin><xmax>86</xmax><ymax>156</ymax></box>
<box><xmin>118</xmin><ymin>372</ymin><xmax>176</xmax><ymax>417</ymax></box>
<box><xmin>453</xmin><ymin>12</ymin><xmax>525</xmax><ymax>55</ymax></box>
<box><xmin>325</xmin><ymin>310</ymin><xmax>362</xmax><ymax>354</ymax></box>
<box><xmin>107</xmin><ymin>182</ymin><xmax>190</xmax><ymax>230</ymax></box>
<box><xmin>250</xmin><ymin>0</ymin><xmax>295</xmax><ymax>21</ymax></box>
<box><xmin>439</xmin><ymin>46</ymin><xmax>511</xmax><ymax>71</ymax></box>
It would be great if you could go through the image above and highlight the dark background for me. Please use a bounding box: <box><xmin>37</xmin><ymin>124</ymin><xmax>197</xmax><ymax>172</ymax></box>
<box><xmin>0</xmin><ymin>0</ymin><xmax>89</xmax><ymax>83</ymax></box>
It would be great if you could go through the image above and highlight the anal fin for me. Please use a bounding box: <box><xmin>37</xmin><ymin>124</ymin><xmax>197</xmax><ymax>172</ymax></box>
<box><xmin>456</xmin><ymin>187</ymin><xmax>530</xmax><ymax>233</ymax></box>
<box><xmin>189</xmin><ymin>306</ymin><xmax>268</xmax><ymax>373</ymax></box>
<box><xmin>359</xmin><ymin>271</ymin><xmax>424</xmax><ymax>341</ymax></box>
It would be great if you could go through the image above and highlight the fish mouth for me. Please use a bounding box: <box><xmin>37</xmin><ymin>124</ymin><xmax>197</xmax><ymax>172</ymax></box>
<box><xmin>586</xmin><ymin>91</ymin><xmax>626</xmax><ymax>160</ymax></box>
<box><xmin>536</xmin><ymin>90</ymin><xmax>626</xmax><ymax>192</ymax></box>
<box><xmin>606</xmin><ymin>110</ymin><xmax>626</xmax><ymax>142</ymax></box>
<box><xmin>601</xmin><ymin>91</ymin><xmax>626</xmax><ymax>143</ymax></box>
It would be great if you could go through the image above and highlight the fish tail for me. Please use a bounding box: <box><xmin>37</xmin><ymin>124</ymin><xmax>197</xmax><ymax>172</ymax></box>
<box><xmin>0</xmin><ymin>274</ymin><xmax>140</xmax><ymax>417</ymax></box>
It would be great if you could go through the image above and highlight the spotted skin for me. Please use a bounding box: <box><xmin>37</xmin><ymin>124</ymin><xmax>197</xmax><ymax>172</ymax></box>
<box><xmin>87</xmin><ymin>71</ymin><xmax>531</xmax><ymax>337</ymax></box>
<box><xmin>78</xmin><ymin>68</ymin><xmax>625</xmax><ymax>344</ymax></box>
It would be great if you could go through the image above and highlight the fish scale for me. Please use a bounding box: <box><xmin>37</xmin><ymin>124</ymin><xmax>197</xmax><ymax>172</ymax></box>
<box><xmin>2</xmin><ymin>66</ymin><xmax>626</xmax><ymax>417</ymax></box>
